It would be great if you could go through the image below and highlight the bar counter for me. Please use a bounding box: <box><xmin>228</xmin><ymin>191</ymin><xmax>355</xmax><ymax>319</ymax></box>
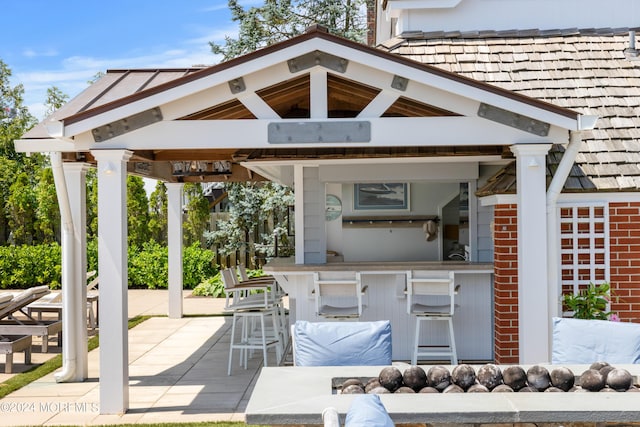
<box><xmin>264</xmin><ymin>258</ymin><xmax>495</xmax><ymax>361</ymax></box>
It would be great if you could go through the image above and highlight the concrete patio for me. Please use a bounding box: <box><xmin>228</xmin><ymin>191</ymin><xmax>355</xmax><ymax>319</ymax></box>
<box><xmin>0</xmin><ymin>290</ymin><xmax>274</xmax><ymax>426</ymax></box>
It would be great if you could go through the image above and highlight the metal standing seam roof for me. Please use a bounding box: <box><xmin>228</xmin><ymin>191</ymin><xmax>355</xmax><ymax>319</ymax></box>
<box><xmin>380</xmin><ymin>27</ymin><xmax>640</xmax><ymax>193</ymax></box>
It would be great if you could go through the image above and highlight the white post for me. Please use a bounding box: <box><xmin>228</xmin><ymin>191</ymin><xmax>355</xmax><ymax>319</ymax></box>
<box><xmin>63</xmin><ymin>162</ymin><xmax>90</xmax><ymax>380</ymax></box>
<box><xmin>294</xmin><ymin>165</ymin><xmax>305</xmax><ymax>265</ymax></box>
<box><xmin>511</xmin><ymin>143</ymin><xmax>552</xmax><ymax>364</ymax></box>
<box><xmin>92</xmin><ymin>149</ymin><xmax>132</xmax><ymax>414</ymax></box>
<box><xmin>166</xmin><ymin>183</ymin><xmax>184</xmax><ymax>319</ymax></box>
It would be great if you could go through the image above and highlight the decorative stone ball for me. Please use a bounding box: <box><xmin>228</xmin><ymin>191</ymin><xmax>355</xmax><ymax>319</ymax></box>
<box><xmin>518</xmin><ymin>386</ymin><xmax>539</xmax><ymax>392</ymax></box>
<box><xmin>342</xmin><ymin>384</ymin><xmax>365</xmax><ymax>394</ymax></box>
<box><xmin>589</xmin><ymin>361</ymin><xmax>610</xmax><ymax>371</ymax></box>
<box><xmin>451</xmin><ymin>364</ymin><xmax>477</xmax><ymax>391</ymax></box>
<box><xmin>402</xmin><ymin>365</ymin><xmax>427</xmax><ymax>392</ymax></box>
<box><xmin>466</xmin><ymin>384</ymin><xmax>490</xmax><ymax>393</ymax></box>
<box><xmin>544</xmin><ymin>386</ymin><xmax>564</xmax><ymax>392</ymax></box>
<box><xmin>476</xmin><ymin>364</ymin><xmax>503</xmax><ymax>390</ymax></box>
<box><xmin>418</xmin><ymin>386</ymin><xmax>440</xmax><ymax>393</ymax></box>
<box><xmin>491</xmin><ymin>384</ymin><xmax>514</xmax><ymax>392</ymax></box>
<box><xmin>599</xmin><ymin>365</ymin><xmax>615</xmax><ymax>382</ymax></box>
<box><xmin>550</xmin><ymin>366</ymin><xmax>575</xmax><ymax>392</ymax></box>
<box><xmin>426</xmin><ymin>365</ymin><xmax>452</xmax><ymax>392</ymax></box>
<box><xmin>395</xmin><ymin>386</ymin><xmax>416</xmax><ymax>393</ymax></box>
<box><xmin>502</xmin><ymin>366</ymin><xmax>528</xmax><ymax>391</ymax></box>
<box><xmin>368</xmin><ymin>386</ymin><xmax>391</xmax><ymax>394</ymax></box>
<box><xmin>365</xmin><ymin>379</ymin><xmax>382</xmax><ymax>394</ymax></box>
<box><xmin>526</xmin><ymin>365</ymin><xmax>551</xmax><ymax>391</ymax></box>
<box><xmin>606</xmin><ymin>368</ymin><xmax>634</xmax><ymax>391</ymax></box>
<box><xmin>580</xmin><ymin>369</ymin><xmax>606</xmax><ymax>392</ymax></box>
<box><xmin>442</xmin><ymin>384</ymin><xmax>464</xmax><ymax>393</ymax></box>
<box><xmin>378</xmin><ymin>366</ymin><xmax>404</xmax><ymax>392</ymax></box>
<box><xmin>342</xmin><ymin>378</ymin><xmax>364</xmax><ymax>389</ymax></box>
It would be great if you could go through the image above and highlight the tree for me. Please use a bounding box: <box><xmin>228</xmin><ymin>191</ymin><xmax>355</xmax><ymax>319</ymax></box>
<box><xmin>6</xmin><ymin>172</ymin><xmax>37</xmax><ymax>244</ymax></box>
<box><xmin>127</xmin><ymin>175</ymin><xmax>150</xmax><ymax>247</ymax></box>
<box><xmin>211</xmin><ymin>0</ymin><xmax>369</xmax><ymax>61</ymax></box>
<box><xmin>35</xmin><ymin>167</ymin><xmax>60</xmax><ymax>243</ymax></box>
<box><xmin>0</xmin><ymin>59</ymin><xmax>41</xmax><ymax>244</ymax></box>
<box><xmin>205</xmin><ymin>182</ymin><xmax>294</xmax><ymax>259</ymax></box>
<box><xmin>44</xmin><ymin>86</ymin><xmax>69</xmax><ymax>117</ymax></box>
<box><xmin>183</xmin><ymin>183</ymin><xmax>210</xmax><ymax>247</ymax></box>
<box><xmin>148</xmin><ymin>181</ymin><xmax>168</xmax><ymax>244</ymax></box>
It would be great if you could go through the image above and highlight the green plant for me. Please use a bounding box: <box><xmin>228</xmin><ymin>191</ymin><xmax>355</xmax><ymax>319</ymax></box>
<box><xmin>563</xmin><ymin>282</ymin><xmax>615</xmax><ymax>320</ymax></box>
<box><xmin>192</xmin><ymin>272</ymin><xmax>225</xmax><ymax>297</ymax></box>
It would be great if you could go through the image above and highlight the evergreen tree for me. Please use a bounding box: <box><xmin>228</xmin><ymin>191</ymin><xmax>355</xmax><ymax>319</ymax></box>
<box><xmin>148</xmin><ymin>181</ymin><xmax>168</xmax><ymax>244</ymax></box>
<box><xmin>127</xmin><ymin>175</ymin><xmax>150</xmax><ymax>247</ymax></box>
<box><xmin>183</xmin><ymin>183</ymin><xmax>210</xmax><ymax>247</ymax></box>
<box><xmin>211</xmin><ymin>0</ymin><xmax>369</xmax><ymax>61</ymax></box>
<box><xmin>7</xmin><ymin>172</ymin><xmax>37</xmax><ymax>244</ymax></box>
<box><xmin>35</xmin><ymin>167</ymin><xmax>60</xmax><ymax>243</ymax></box>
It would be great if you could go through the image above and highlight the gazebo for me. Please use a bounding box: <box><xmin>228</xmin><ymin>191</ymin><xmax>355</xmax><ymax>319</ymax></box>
<box><xmin>15</xmin><ymin>26</ymin><xmax>595</xmax><ymax>414</ymax></box>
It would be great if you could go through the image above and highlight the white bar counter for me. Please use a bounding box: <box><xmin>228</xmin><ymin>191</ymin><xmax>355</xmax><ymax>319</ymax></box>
<box><xmin>264</xmin><ymin>258</ymin><xmax>495</xmax><ymax>361</ymax></box>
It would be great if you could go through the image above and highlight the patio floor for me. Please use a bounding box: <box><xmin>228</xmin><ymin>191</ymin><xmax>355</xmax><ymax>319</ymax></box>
<box><xmin>0</xmin><ymin>290</ymin><xmax>275</xmax><ymax>426</ymax></box>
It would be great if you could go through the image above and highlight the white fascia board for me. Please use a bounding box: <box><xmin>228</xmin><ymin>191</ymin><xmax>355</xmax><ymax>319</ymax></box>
<box><xmin>14</xmin><ymin>137</ymin><xmax>77</xmax><ymax>153</ymax></box>
<box><xmin>76</xmin><ymin>116</ymin><xmax>565</xmax><ymax>151</ymax></box>
<box><xmin>243</xmin><ymin>154</ymin><xmax>500</xmax><ymax>168</ymax></box>
<box><xmin>557</xmin><ymin>192</ymin><xmax>640</xmax><ymax>203</ymax></box>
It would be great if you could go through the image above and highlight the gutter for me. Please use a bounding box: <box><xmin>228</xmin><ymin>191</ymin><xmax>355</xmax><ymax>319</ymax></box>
<box><xmin>50</xmin><ymin>152</ymin><xmax>78</xmax><ymax>383</ymax></box>
<box><xmin>545</xmin><ymin>131</ymin><xmax>582</xmax><ymax>354</ymax></box>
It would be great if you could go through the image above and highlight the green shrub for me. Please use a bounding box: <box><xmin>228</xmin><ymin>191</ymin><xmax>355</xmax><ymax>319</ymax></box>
<box><xmin>0</xmin><ymin>242</ymin><xmax>217</xmax><ymax>290</ymax></box>
<box><xmin>192</xmin><ymin>271</ymin><xmax>225</xmax><ymax>297</ymax></box>
<box><xmin>0</xmin><ymin>243</ymin><xmax>61</xmax><ymax>289</ymax></box>
<box><xmin>183</xmin><ymin>243</ymin><xmax>217</xmax><ymax>289</ymax></box>
<box><xmin>563</xmin><ymin>282</ymin><xmax>615</xmax><ymax>320</ymax></box>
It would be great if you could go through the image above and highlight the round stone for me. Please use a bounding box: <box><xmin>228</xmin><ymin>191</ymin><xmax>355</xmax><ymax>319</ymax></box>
<box><xmin>426</xmin><ymin>365</ymin><xmax>452</xmax><ymax>392</ymax></box>
<box><xmin>342</xmin><ymin>384</ymin><xmax>365</xmax><ymax>394</ymax></box>
<box><xmin>527</xmin><ymin>365</ymin><xmax>551</xmax><ymax>391</ymax></box>
<box><xmin>442</xmin><ymin>384</ymin><xmax>464</xmax><ymax>393</ymax></box>
<box><xmin>550</xmin><ymin>366</ymin><xmax>575</xmax><ymax>392</ymax></box>
<box><xmin>477</xmin><ymin>364</ymin><xmax>503</xmax><ymax>390</ymax></box>
<box><xmin>502</xmin><ymin>366</ymin><xmax>527</xmax><ymax>391</ymax></box>
<box><xmin>606</xmin><ymin>368</ymin><xmax>634</xmax><ymax>391</ymax></box>
<box><xmin>580</xmin><ymin>369</ymin><xmax>606</xmax><ymax>392</ymax></box>
<box><xmin>491</xmin><ymin>384</ymin><xmax>514</xmax><ymax>392</ymax></box>
<box><xmin>452</xmin><ymin>364</ymin><xmax>477</xmax><ymax>391</ymax></box>
<box><xmin>402</xmin><ymin>365</ymin><xmax>427</xmax><ymax>392</ymax></box>
<box><xmin>378</xmin><ymin>366</ymin><xmax>404</xmax><ymax>392</ymax></box>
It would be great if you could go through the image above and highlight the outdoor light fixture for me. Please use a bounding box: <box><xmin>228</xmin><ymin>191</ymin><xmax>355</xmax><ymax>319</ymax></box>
<box><xmin>102</xmin><ymin>162</ymin><xmax>116</xmax><ymax>175</ymax></box>
<box><xmin>170</xmin><ymin>160</ymin><xmax>232</xmax><ymax>176</ymax></box>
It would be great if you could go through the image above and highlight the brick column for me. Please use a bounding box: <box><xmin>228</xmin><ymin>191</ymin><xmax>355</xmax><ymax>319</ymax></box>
<box><xmin>493</xmin><ymin>204</ymin><xmax>519</xmax><ymax>363</ymax></box>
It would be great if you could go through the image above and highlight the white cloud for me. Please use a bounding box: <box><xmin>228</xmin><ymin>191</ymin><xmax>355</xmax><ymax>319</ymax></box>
<box><xmin>22</xmin><ymin>48</ymin><xmax>58</xmax><ymax>58</ymax></box>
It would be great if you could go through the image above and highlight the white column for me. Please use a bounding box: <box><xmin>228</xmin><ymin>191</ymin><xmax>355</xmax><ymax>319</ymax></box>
<box><xmin>91</xmin><ymin>149</ymin><xmax>132</xmax><ymax>414</ymax></box>
<box><xmin>166</xmin><ymin>183</ymin><xmax>184</xmax><ymax>319</ymax></box>
<box><xmin>294</xmin><ymin>165</ymin><xmax>305</xmax><ymax>264</ymax></box>
<box><xmin>511</xmin><ymin>144</ymin><xmax>552</xmax><ymax>364</ymax></box>
<box><xmin>63</xmin><ymin>163</ymin><xmax>90</xmax><ymax>381</ymax></box>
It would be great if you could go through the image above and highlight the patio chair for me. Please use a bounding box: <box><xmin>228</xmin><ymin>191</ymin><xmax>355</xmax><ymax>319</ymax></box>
<box><xmin>26</xmin><ymin>272</ymin><xmax>99</xmax><ymax>329</ymax></box>
<box><xmin>0</xmin><ymin>293</ymin><xmax>32</xmax><ymax>373</ymax></box>
<box><xmin>0</xmin><ymin>286</ymin><xmax>62</xmax><ymax>353</ymax></box>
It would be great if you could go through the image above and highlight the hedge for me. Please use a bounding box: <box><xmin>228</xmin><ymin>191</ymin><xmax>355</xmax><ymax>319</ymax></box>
<box><xmin>0</xmin><ymin>242</ymin><xmax>217</xmax><ymax>290</ymax></box>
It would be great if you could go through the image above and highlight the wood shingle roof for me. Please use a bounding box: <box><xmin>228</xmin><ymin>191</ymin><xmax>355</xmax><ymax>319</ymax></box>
<box><xmin>380</xmin><ymin>28</ymin><xmax>640</xmax><ymax>193</ymax></box>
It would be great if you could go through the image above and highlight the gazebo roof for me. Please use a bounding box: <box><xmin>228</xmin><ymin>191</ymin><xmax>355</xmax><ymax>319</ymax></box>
<box><xmin>17</xmin><ymin>26</ymin><xmax>590</xmax><ymax>185</ymax></box>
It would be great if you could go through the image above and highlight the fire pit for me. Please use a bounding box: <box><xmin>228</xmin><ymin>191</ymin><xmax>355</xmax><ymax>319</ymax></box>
<box><xmin>245</xmin><ymin>363</ymin><xmax>640</xmax><ymax>425</ymax></box>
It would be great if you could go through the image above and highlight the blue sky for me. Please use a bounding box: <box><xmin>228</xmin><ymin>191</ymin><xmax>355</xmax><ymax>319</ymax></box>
<box><xmin>1</xmin><ymin>0</ymin><xmax>255</xmax><ymax>120</ymax></box>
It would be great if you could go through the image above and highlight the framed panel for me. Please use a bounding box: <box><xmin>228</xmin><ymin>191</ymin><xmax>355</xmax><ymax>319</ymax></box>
<box><xmin>354</xmin><ymin>183</ymin><xmax>409</xmax><ymax>210</ymax></box>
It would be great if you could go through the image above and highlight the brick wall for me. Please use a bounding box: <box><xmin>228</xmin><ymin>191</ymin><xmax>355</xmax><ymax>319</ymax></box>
<box><xmin>609</xmin><ymin>202</ymin><xmax>640</xmax><ymax>323</ymax></box>
<box><xmin>493</xmin><ymin>201</ymin><xmax>640</xmax><ymax>363</ymax></box>
<box><xmin>493</xmin><ymin>204</ymin><xmax>519</xmax><ymax>363</ymax></box>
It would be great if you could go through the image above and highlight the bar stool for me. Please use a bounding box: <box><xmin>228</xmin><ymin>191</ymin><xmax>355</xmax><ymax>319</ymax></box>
<box><xmin>222</xmin><ymin>268</ymin><xmax>284</xmax><ymax>375</ymax></box>
<box><xmin>406</xmin><ymin>270</ymin><xmax>458</xmax><ymax>365</ymax></box>
<box><xmin>313</xmin><ymin>272</ymin><xmax>366</xmax><ymax>319</ymax></box>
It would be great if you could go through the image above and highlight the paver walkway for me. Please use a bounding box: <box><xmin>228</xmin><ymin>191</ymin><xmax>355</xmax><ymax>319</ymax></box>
<box><xmin>0</xmin><ymin>290</ymin><xmax>277</xmax><ymax>426</ymax></box>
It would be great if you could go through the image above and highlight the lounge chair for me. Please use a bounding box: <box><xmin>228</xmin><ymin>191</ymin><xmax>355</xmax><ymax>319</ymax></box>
<box><xmin>0</xmin><ymin>286</ymin><xmax>62</xmax><ymax>352</ymax></box>
<box><xmin>26</xmin><ymin>273</ymin><xmax>99</xmax><ymax>329</ymax></box>
<box><xmin>0</xmin><ymin>293</ymin><xmax>32</xmax><ymax>373</ymax></box>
